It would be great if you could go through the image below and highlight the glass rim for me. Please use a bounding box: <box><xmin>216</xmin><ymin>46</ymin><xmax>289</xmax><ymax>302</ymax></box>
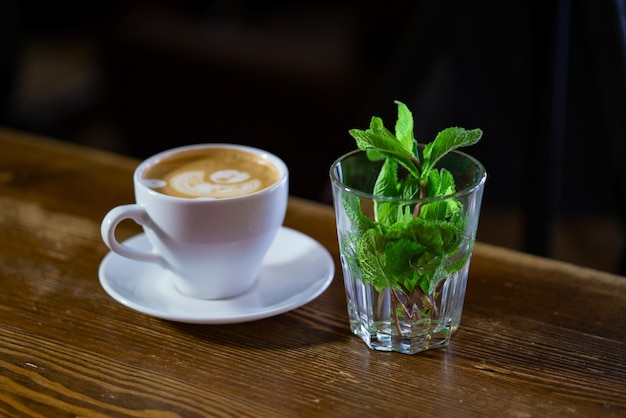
<box><xmin>329</xmin><ymin>147</ymin><xmax>487</xmax><ymax>203</ymax></box>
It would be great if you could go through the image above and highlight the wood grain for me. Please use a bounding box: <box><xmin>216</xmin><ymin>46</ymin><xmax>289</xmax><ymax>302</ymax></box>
<box><xmin>0</xmin><ymin>127</ymin><xmax>625</xmax><ymax>417</ymax></box>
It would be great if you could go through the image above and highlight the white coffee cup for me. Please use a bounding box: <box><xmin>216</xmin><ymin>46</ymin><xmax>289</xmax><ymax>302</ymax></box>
<box><xmin>101</xmin><ymin>143</ymin><xmax>289</xmax><ymax>300</ymax></box>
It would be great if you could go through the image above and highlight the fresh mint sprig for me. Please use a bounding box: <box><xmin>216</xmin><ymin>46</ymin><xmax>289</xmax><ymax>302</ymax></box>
<box><xmin>344</xmin><ymin>101</ymin><xmax>482</xmax><ymax>297</ymax></box>
<box><xmin>349</xmin><ymin>101</ymin><xmax>482</xmax><ymax>208</ymax></box>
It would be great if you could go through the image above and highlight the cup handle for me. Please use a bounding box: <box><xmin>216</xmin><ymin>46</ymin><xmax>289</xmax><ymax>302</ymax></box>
<box><xmin>101</xmin><ymin>204</ymin><xmax>164</xmax><ymax>264</ymax></box>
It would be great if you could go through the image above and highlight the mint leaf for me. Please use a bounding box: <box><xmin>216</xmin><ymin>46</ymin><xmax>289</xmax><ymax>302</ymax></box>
<box><xmin>348</xmin><ymin>118</ymin><xmax>403</xmax><ymax>155</ymax></box>
<box><xmin>348</xmin><ymin>114</ymin><xmax>420</xmax><ymax>179</ymax></box>
<box><xmin>342</xmin><ymin>192</ymin><xmax>375</xmax><ymax>235</ymax></box>
<box><xmin>373</xmin><ymin>159</ymin><xmax>400</xmax><ymax>198</ymax></box>
<box><xmin>356</xmin><ymin>228</ymin><xmax>391</xmax><ymax>290</ymax></box>
<box><xmin>373</xmin><ymin>159</ymin><xmax>401</xmax><ymax>224</ymax></box>
<box><xmin>421</xmin><ymin>169</ymin><xmax>463</xmax><ymax>221</ymax></box>
<box><xmin>384</xmin><ymin>238</ymin><xmax>425</xmax><ymax>289</ymax></box>
<box><xmin>393</xmin><ymin>100</ymin><xmax>415</xmax><ymax>153</ymax></box>
<box><xmin>385</xmin><ymin>216</ymin><xmax>444</xmax><ymax>256</ymax></box>
<box><xmin>421</xmin><ymin>127</ymin><xmax>482</xmax><ymax>178</ymax></box>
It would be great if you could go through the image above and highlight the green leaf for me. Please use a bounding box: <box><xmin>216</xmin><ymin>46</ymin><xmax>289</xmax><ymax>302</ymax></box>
<box><xmin>385</xmin><ymin>216</ymin><xmax>444</xmax><ymax>256</ymax></box>
<box><xmin>356</xmin><ymin>228</ymin><xmax>390</xmax><ymax>290</ymax></box>
<box><xmin>342</xmin><ymin>193</ymin><xmax>375</xmax><ymax>235</ymax></box>
<box><xmin>394</xmin><ymin>101</ymin><xmax>415</xmax><ymax>154</ymax></box>
<box><xmin>436</xmin><ymin>220</ymin><xmax>465</xmax><ymax>253</ymax></box>
<box><xmin>436</xmin><ymin>168</ymin><xmax>456</xmax><ymax>196</ymax></box>
<box><xmin>420</xmin><ymin>168</ymin><xmax>462</xmax><ymax>222</ymax></box>
<box><xmin>384</xmin><ymin>239</ymin><xmax>425</xmax><ymax>287</ymax></box>
<box><xmin>422</xmin><ymin>127</ymin><xmax>482</xmax><ymax>178</ymax></box>
<box><xmin>422</xmin><ymin>262</ymin><xmax>449</xmax><ymax>294</ymax></box>
<box><xmin>446</xmin><ymin>245</ymin><xmax>471</xmax><ymax>274</ymax></box>
<box><xmin>374</xmin><ymin>159</ymin><xmax>400</xmax><ymax>224</ymax></box>
<box><xmin>373</xmin><ymin>159</ymin><xmax>400</xmax><ymax>199</ymax></box>
<box><xmin>399</xmin><ymin>174</ymin><xmax>421</xmax><ymax>200</ymax></box>
<box><xmin>365</xmin><ymin>149</ymin><xmax>386</xmax><ymax>161</ymax></box>
<box><xmin>349</xmin><ymin>117</ymin><xmax>420</xmax><ymax>179</ymax></box>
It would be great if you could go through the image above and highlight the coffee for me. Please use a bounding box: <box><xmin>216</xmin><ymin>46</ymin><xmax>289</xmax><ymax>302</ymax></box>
<box><xmin>141</xmin><ymin>147</ymin><xmax>281</xmax><ymax>198</ymax></box>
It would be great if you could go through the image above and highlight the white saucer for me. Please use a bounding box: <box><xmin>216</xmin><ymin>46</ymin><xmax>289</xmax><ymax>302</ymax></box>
<box><xmin>99</xmin><ymin>227</ymin><xmax>334</xmax><ymax>324</ymax></box>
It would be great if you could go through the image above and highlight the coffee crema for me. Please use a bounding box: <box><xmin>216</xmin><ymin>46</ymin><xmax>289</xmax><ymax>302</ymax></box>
<box><xmin>141</xmin><ymin>147</ymin><xmax>281</xmax><ymax>198</ymax></box>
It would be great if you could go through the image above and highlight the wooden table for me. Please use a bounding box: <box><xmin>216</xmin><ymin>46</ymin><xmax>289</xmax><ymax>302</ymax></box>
<box><xmin>1</xmin><ymin>127</ymin><xmax>625</xmax><ymax>417</ymax></box>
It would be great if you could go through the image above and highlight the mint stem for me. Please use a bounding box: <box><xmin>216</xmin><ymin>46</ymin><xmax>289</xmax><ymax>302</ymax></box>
<box><xmin>390</xmin><ymin>291</ymin><xmax>404</xmax><ymax>336</ymax></box>
<box><xmin>413</xmin><ymin>181</ymin><xmax>427</xmax><ymax>217</ymax></box>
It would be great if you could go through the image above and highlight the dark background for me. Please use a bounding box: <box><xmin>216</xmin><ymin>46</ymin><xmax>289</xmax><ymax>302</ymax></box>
<box><xmin>1</xmin><ymin>0</ymin><xmax>625</xmax><ymax>273</ymax></box>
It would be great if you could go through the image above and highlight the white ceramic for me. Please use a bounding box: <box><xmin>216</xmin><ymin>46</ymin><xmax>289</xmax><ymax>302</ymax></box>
<box><xmin>101</xmin><ymin>144</ymin><xmax>288</xmax><ymax>300</ymax></box>
<box><xmin>99</xmin><ymin>228</ymin><xmax>334</xmax><ymax>324</ymax></box>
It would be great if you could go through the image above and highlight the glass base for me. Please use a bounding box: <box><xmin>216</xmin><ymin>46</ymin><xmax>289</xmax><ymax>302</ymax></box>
<box><xmin>341</xmin><ymin>253</ymin><xmax>470</xmax><ymax>355</ymax></box>
<box><xmin>351</xmin><ymin>321</ymin><xmax>451</xmax><ymax>354</ymax></box>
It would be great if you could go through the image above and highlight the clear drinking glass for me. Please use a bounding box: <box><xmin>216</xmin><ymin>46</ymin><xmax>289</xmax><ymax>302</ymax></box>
<box><xmin>330</xmin><ymin>147</ymin><xmax>486</xmax><ymax>354</ymax></box>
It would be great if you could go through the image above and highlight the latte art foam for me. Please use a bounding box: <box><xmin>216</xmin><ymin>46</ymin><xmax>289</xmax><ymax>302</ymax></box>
<box><xmin>170</xmin><ymin>169</ymin><xmax>262</xmax><ymax>198</ymax></box>
<box><xmin>141</xmin><ymin>147</ymin><xmax>281</xmax><ymax>199</ymax></box>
